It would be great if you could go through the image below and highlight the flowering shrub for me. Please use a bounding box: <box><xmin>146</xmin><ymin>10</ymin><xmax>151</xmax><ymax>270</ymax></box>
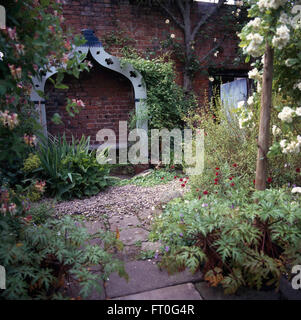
<box><xmin>239</xmin><ymin>1</ymin><xmax>301</xmax><ymax>160</ymax></box>
<box><xmin>0</xmin><ymin>193</ymin><xmax>127</xmax><ymax>299</ymax></box>
<box><xmin>0</xmin><ymin>0</ymin><xmax>127</xmax><ymax>299</ymax></box>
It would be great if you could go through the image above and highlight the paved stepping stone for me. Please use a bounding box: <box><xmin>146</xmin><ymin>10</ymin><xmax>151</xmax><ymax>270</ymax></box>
<box><xmin>109</xmin><ymin>214</ymin><xmax>141</xmax><ymax>231</ymax></box>
<box><xmin>113</xmin><ymin>283</ymin><xmax>202</xmax><ymax>300</ymax></box>
<box><xmin>119</xmin><ymin>227</ymin><xmax>149</xmax><ymax>246</ymax></box>
<box><xmin>141</xmin><ymin>241</ymin><xmax>161</xmax><ymax>252</ymax></box>
<box><xmin>106</xmin><ymin>260</ymin><xmax>203</xmax><ymax>298</ymax></box>
<box><xmin>195</xmin><ymin>282</ymin><xmax>280</xmax><ymax>300</ymax></box>
<box><xmin>279</xmin><ymin>276</ymin><xmax>301</xmax><ymax>300</ymax></box>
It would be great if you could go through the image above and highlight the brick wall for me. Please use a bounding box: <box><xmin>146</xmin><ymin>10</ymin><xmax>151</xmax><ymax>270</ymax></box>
<box><xmin>45</xmin><ymin>0</ymin><xmax>248</xmax><ymax>141</ymax></box>
<box><xmin>45</xmin><ymin>61</ymin><xmax>134</xmax><ymax>144</ymax></box>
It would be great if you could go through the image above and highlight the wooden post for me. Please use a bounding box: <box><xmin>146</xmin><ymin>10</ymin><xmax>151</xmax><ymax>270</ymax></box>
<box><xmin>255</xmin><ymin>43</ymin><xmax>274</xmax><ymax>191</ymax></box>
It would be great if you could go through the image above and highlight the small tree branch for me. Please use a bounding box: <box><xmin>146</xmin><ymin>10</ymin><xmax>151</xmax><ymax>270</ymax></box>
<box><xmin>155</xmin><ymin>0</ymin><xmax>185</xmax><ymax>30</ymax></box>
<box><xmin>191</xmin><ymin>0</ymin><xmax>226</xmax><ymax>41</ymax></box>
<box><xmin>176</xmin><ymin>0</ymin><xmax>185</xmax><ymax>17</ymax></box>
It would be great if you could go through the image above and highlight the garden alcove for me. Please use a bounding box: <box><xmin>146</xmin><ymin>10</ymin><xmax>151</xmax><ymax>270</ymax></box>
<box><xmin>30</xmin><ymin>29</ymin><xmax>147</xmax><ymax>148</ymax></box>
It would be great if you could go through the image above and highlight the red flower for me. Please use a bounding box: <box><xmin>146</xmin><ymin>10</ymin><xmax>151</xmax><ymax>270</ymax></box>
<box><xmin>198</xmin><ymin>195</ymin><xmax>202</xmax><ymax>199</ymax></box>
<box><xmin>215</xmin><ymin>167</ymin><xmax>220</xmax><ymax>170</ymax></box>
<box><xmin>179</xmin><ymin>178</ymin><xmax>183</xmax><ymax>182</ymax></box>
<box><xmin>267</xmin><ymin>177</ymin><xmax>272</xmax><ymax>183</ymax></box>
<box><xmin>174</xmin><ymin>176</ymin><xmax>178</xmax><ymax>179</ymax></box>
<box><xmin>203</xmin><ymin>191</ymin><xmax>208</xmax><ymax>195</ymax></box>
<box><xmin>229</xmin><ymin>177</ymin><xmax>233</xmax><ymax>180</ymax></box>
<box><xmin>196</xmin><ymin>188</ymin><xmax>200</xmax><ymax>192</ymax></box>
<box><xmin>215</xmin><ymin>172</ymin><xmax>219</xmax><ymax>176</ymax></box>
<box><xmin>231</xmin><ymin>183</ymin><xmax>235</xmax><ymax>187</ymax></box>
<box><xmin>214</xmin><ymin>178</ymin><xmax>219</xmax><ymax>182</ymax></box>
<box><xmin>170</xmin><ymin>165</ymin><xmax>175</xmax><ymax>169</ymax></box>
<box><xmin>296</xmin><ymin>168</ymin><xmax>300</xmax><ymax>173</ymax></box>
<box><xmin>181</xmin><ymin>184</ymin><xmax>186</xmax><ymax>187</ymax></box>
<box><xmin>214</xmin><ymin>182</ymin><xmax>218</xmax><ymax>185</ymax></box>
<box><xmin>24</xmin><ymin>215</ymin><xmax>32</xmax><ymax>223</ymax></box>
<box><xmin>161</xmin><ymin>177</ymin><xmax>164</xmax><ymax>180</ymax></box>
<box><xmin>253</xmin><ymin>180</ymin><xmax>256</xmax><ymax>185</ymax></box>
<box><xmin>233</xmin><ymin>163</ymin><xmax>237</xmax><ymax>167</ymax></box>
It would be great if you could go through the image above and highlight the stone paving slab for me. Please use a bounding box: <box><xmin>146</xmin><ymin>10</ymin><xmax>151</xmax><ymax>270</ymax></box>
<box><xmin>106</xmin><ymin>260</ymin><xmax>203</xmax><ymax>298</ymax></box>
<box><xmin>141</xmin><ymin>241</ymin><xmax>161</xmax><ymax>252</ymax></box>
<box><xmin>195</xmin><ymin>282</ymin><xmax>280</xmax><ymax>300</ymax></box>
<box><xmin>109</xmin><ymin>214</ymin><xmax>141</xmax><ymax>231</ymax></box>
<box><xmin>119</xmin><ymin>227</ymin><xmax>149</xmax><ymax>246</ymax></box>
<box><xmin>279</xmin><ymin>276</ymin><xmax>301</xmax><ymax>300</ymax></box>
<box><xmin>113</xmin><ymin>283</ymin><xmax>202</xmax><ymax>300</ymax></box>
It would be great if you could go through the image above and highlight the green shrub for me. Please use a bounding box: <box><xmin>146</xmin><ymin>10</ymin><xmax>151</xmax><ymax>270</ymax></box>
<box><xmin>184</xmin><ymin>96</ymin><xmax>258</xmax><ymax>186</ymax></box>
<box><xmin>122</xmin><ymin>53</ymin><xmax>197</xmax><ymax>130</ymax></box>
<box><xmin>36</xmin><ymin>135</ymin><xmax>111</xmax><ymax>199</ymax></box>
<box><xmin>0</xmin><ymin>196</ymin><xmax>127</xmax><ymax>300</ymax></box>
<box><xmin>150</xmin><ymin>188</ymin><xmax>301</xmax><ymax>294</ymax></box>
<box><xmin>23</xmin><ymin>153</ymin><xmax>42</xmax><ymax>173</ymax></box>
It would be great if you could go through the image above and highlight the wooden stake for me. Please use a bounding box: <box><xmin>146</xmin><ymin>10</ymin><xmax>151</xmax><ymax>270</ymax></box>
<box><xmin>255</xmin><ymin>43</ymin><xmax>274</xmax><ymax>191</ymax></box>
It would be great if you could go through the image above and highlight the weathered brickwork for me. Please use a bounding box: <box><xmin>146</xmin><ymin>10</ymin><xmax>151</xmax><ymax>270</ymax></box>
<box><xmin>45</xmin><ymin>0</ymin><xmax>248</xmax><ymax>140</ymax></box>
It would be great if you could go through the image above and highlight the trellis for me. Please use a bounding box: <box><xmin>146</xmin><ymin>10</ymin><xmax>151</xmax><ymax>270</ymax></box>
<box><xmin>29</xmin><ymin>29</ymin><xmax>147</xmax><ymax>137</ymax></box>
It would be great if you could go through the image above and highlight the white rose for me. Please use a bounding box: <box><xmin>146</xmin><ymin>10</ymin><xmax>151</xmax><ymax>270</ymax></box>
<box><xmin>272</xmin><ymin>125</ymin><xmax>281</xmax><ymax>136</ymax></box>
<box><xmin>278</xmin><ymin>106</ymin><xmax>295</xmax><ymax>123</ymax></box>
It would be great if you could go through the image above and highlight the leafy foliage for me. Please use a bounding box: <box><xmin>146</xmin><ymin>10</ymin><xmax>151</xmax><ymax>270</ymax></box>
<box><xmin>0</xmin><ymin>200</ymin><xmax>127</xmax><ymax>300</ymax></box>
<box><xmin>117</xmin><ymin>168</ymin><xmax>182</xmax><ymax>187</ymax></box>
<box><xmin>35</xmin><ymin>135</ymin><xmax>111</xmax><ymax>199</ymax></box>
<box><xmin>150</xmin><ymin>188</ymin><xmax>301</xmax><ymax>293</ymax></box>
<box><xmin>121</xmin><ymin>52</ymin><xmax>197</xmax><ymax>130</ymax></box>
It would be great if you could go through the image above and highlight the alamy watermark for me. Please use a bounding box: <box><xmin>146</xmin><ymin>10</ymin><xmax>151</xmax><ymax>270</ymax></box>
<box><xmin>95</xmin><ymin>121</ymin><xmax>204</xmax><ymax>175</ymax></box>
<box><xmin>292</xmin><ymin>265</ymin><xmax>301</xmax><ymax>290</ymax></box>
<box><xmin>0</xmin><ymin>265</ymin><xmax>5</xmax><ymax>290</ymax></box>
<box><xmin>0</xmin><ymin>5</ymin><xmax>6</xmax><ymax>30</ymax></box>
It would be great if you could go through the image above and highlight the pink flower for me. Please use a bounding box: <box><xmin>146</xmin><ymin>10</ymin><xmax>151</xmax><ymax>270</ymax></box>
<box><xmin>24</xmin><ymin>134</ymin><xmax>37</xmax><ymax>147</ymax></box>
<box><xmin>35</xmin><ymin>181</ymin><xmax>46</xmax><ymax>193</ymax></box>
<box><xmin>7</xmin><ymin>27</ymin><xmax>17</xmax><ymax>41</ymax></box>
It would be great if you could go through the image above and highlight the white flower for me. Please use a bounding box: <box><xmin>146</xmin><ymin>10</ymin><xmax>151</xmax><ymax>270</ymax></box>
<box><xmin>258</xmin><ymin>0</ymin><xmax>286</xmax><ymax>11</ymax></box>
<box><xmin>237</xmin><ymin>100</ymin><xmax>245</xmax><ymax>109</ymax></box>
<box><xmin>247</xmin><ymin>17</ymin><xmax>262</xmax><ymax>30</ymax></box>
<box><xmin>294</xmin><ymin>82</ymin><xmax>301</xmax><ymax>91</ymax></box>
<box><xmin>209</xmin><ymin>77</ymin><xmax>214</xmax><ymax>82</ymax></box>
<box><xmin>0</xmin><ymin>51</ymin><xmax>3</xmax><ymax>61</ymax></box>
<box><xmin>165</xmin><ymin>19</ymin><xmax>170</xmax><ymax>24</ymax></box>
<box><xmin>170</xmin><ymin>34</ymin><xmax>175</xmax><ymax>39</ymax></box>
<box><xmin>214</xmin><ymin>50</ymin><xmax>219</xmax><ymax>57</ymax></box>
<box><xmin>295</xmin><ymin>107</ymin><xmax>301</xmax><ymax>116</ymax></box>
<box><xmin>247</xmin><ymin>96</ymin><xmax>254</xmax><ymax>106</ymax></box>
<box><xmin>278</xmin><ymin>106</ymin><xmax>295</xmax><ymax>123</ymax></box>
<box><xmin>281</xmin><ymin>140</ymin><xmax>300</xmax><ymax>154</ymax></box>
<box><xmin>279</xmin><ymin>12</ymin><xmax>291</xmax><ymax>25</ymax></box>
<box><xmin>245</xmin><ymin>33</ymin><xmax>264</xmax><ymax>57</ymax></box>
<box><xmin>292</xmin><ymin>187</ymin><xmax>301</xmax><ymax>194</ymax></box>
<box><xmin>248</xmin><ymin>68</ymin><xmax>262</xmax><ymax>81</ymax></box>
<box><xmin>280</xmin><ymin>139</ymin><xmax>287</xmax><ymax>149</ymax></box>
<box><xmin>272</xmin><ymin>125</ymin><xmax>281</xmax><ymax>136</ymax></box>
<box><xmin>272</xmin><ymin>25</ymin><xmax>290</xmax><ymax>50</ymax></box>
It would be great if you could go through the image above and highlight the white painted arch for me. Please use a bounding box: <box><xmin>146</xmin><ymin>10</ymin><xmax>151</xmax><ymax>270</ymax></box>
<box><xmin>30</xmin><ymin>30</ymin><xmax>147</xmax><ymax>137</ymax></box>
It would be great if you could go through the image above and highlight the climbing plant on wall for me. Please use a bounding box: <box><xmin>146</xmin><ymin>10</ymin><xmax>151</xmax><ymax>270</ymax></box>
<box><xmin>131</xmin><ymin>0</ymin><xmax>247</xmax><ymax>93</ymax></box>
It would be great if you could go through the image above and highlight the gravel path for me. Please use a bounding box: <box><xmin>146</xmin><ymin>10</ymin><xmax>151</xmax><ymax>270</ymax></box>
<box><xmin>54</xmin><ymin>179</ymin><xmax>188</xmax><ymax>221</ymax></box>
